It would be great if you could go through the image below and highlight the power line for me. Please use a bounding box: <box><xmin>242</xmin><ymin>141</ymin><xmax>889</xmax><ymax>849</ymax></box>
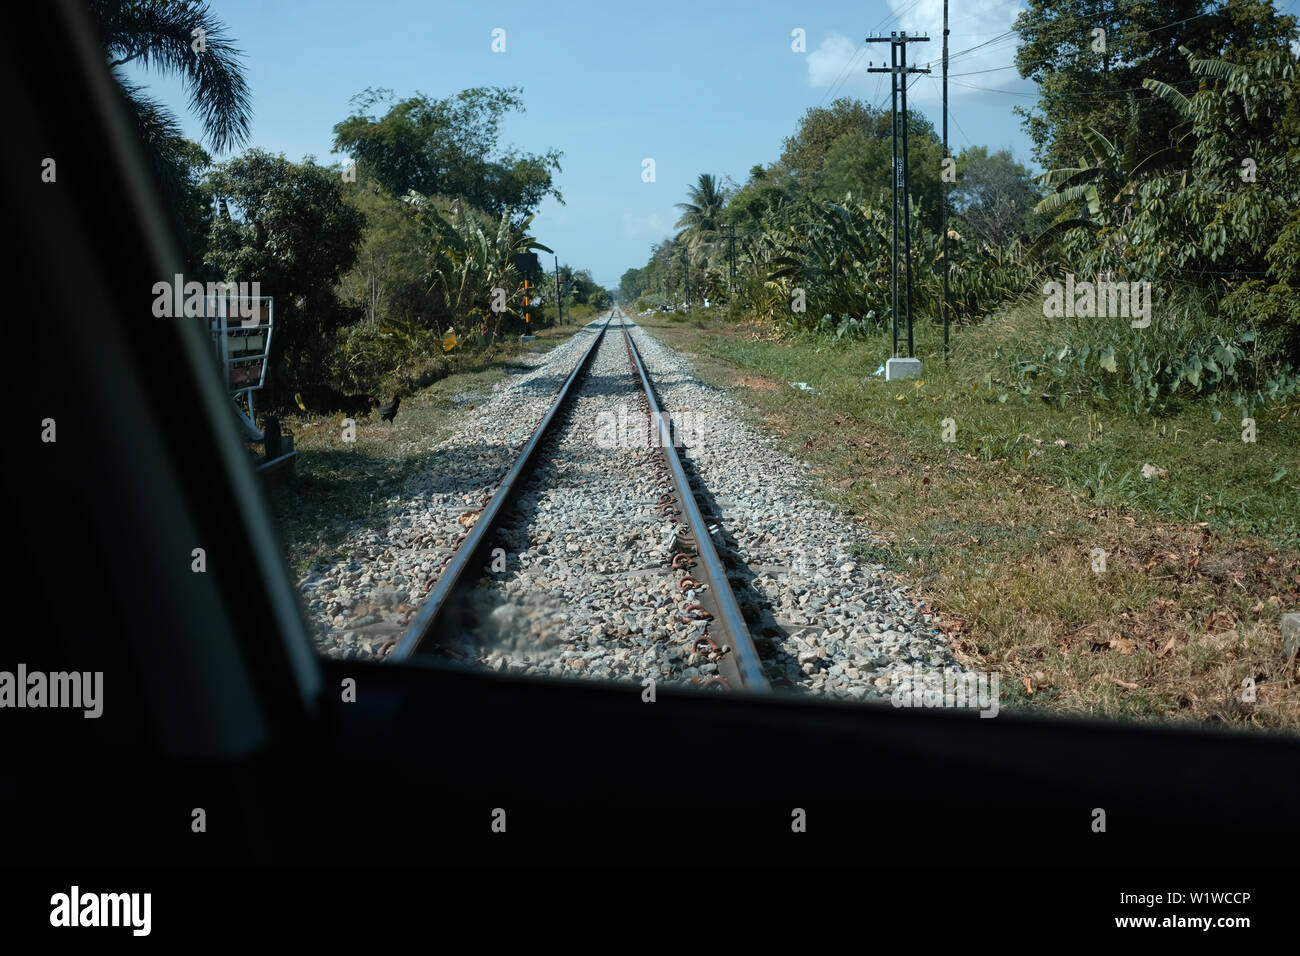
<box><xmin>949</xmin><ymin>64</ymin><xmax>1021</xmax><ymax>77</ymax></box>
<box><xmin>922</xmin><ymin>9</ymin><xmax>1220</xmax><ymax>76</ymax></box>
<box><xmin>875</xmin><ymin>65</ymin><xmax>927</xmax><ymax>113</ymax></box>
<box><xmin>923</xmin><ymin>31</ymin><xmax>1018</xmax><ymax>69</ymax></box>
<box><xmin>818</xmin><ymin>0</ymin><xmax>927</xmax><ymax>107</ymax></box>
<box><xmin>820</xmin><ymin>46</ymin><xmax>868</xmax><ymax>106</ymax></box>
<box><xmin>927</xmin><ymin>74</ymin><xmax>973</xmax><ymax>147</ymax></box>
<box><xmin>827</xmin><ymin>5</ymin><xmax>1222</xmax><ymax>126</ymax></box>
<box><xmin>949</xmin><ymin>77</ymin><xmax>1199</xmax><ymax>99</ymax></box>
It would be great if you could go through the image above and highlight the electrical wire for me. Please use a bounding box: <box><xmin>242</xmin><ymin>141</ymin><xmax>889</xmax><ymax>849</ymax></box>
<box><xmin>926</xmin><ymin>74</ymin><xmax>974</xmax><ymax>148</ymax></box>
<box><xmin>922</xmin><ymin>8</ymin><xmax>1218</xmax><ymax>76</ymax></box>
<box><xmin>949</xmin><ymin>64</ymin><xmax>1021</xmax><ymax>77</ymax></box>
<box><xmin>949</xmin><ymin>77</ymin><xmax>1199</xmax><ymax>99</ymax></box>
<box><xmin>818</xmin><ymin>0</ymin><xmax>927</xmax><ymax>107</ymax></box>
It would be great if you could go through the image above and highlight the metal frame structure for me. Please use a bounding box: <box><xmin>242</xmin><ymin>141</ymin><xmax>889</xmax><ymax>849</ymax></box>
<box><xmin>203</xmin><ymin>294</ymin><xmax>274</xmax><ymax>442</ymax></box>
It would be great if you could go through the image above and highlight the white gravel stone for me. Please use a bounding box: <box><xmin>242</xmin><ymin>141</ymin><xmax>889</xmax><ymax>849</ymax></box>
<box><xmin>296</xmin><ymin>315</ymin><xmax>973</xmax><ymax>706</ymax></box>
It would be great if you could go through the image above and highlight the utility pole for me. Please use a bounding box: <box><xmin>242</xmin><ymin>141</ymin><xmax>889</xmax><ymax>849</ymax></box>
<box><xmin>554</xmin><ymin>255</ymin><xmax>562</xmax><ymax>325</ymax></box>
<box><xmin>868</xmin><ymin>31</ymin><xmax>929</xmax><ymax>379</ymax></box>
<box><xmin>726</xmin><ymin>223</ymin><xmax>737</xmax><ymax>294</ymax></box>
<box><xmin>902</xmin><ymin>45</ymin><xmax>916</xmax><ymax>359</ymax></box>
<box><xmin>718</xmin><ymin>223</ymin><xmax>753</xmax><ymax>298</ymax></box>
<box><xmin>889</xmin><ymin>37</ymin><xmax>900</xmax><ymax>359</ymax></box>
<box><xmin>682</xmin><ymin>251</ymin><xmax>690</xmax><ymax>311</ymax></box>
<box><xmin>943</xmin><ymin>0</ymin><xmax>951</xmax><ymax>366</ymax></box>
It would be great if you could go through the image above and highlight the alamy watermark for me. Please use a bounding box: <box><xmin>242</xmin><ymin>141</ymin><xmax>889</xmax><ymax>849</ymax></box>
<box><xmin>152</xmin><ymin>275</ymin><xmax>263</xmax><ymax>320</ymax></box>
<box><xmin>1042</xmin><ymin>273</ymin><xmax>1151</xmax><ymax>328</ymax></box>
<box><xmin>890</xmin><ymin>664</ymin><xmax>999</xmax><ymax>718</ymax></box>
<box><xmin>594</xmin><ymin>406</ymin><xmax>706</xmax><ymax>449</ymax></box>
<box><xmin>0</xmin><ymin>664</ymin><xmax>102</xmax><ymax>718</ymax></box>
<box><xmin>50</xmin><ymin>886</ymin><xmax>150</xmax><ymax>936</ymax></box>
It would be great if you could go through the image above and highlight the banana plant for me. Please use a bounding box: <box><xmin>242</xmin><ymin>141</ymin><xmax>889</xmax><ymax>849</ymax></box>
<box><xmin>403</xmin><ymin>191</ymin><xmax>551</xmax><ymax>341</ymax></box>
<box><xmin>1029</xmin><ymin>89</ymin><xmax>1186</xmax><ymax>256</ymax></box>
<box><xmin>1031</xmin><ymin>47</ymin><xmax>1254</xmax><ymax>255</ymax></box>
<box><xmin>763</xmin><ymin>195</ymin><xmax>929</xmax><ymax>328</ymax></box>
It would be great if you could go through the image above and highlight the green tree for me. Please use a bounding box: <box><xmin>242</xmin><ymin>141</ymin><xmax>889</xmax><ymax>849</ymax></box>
<box><xmin>1013</xmin><ymin>0</ymin><xmax>1297</xmax><ymax>172</ymax></box>
<box><xmin>204</xmin><ymin>151</ymin><xmax>366</xmax><ymax>402</ymax></box>
<box><xmin>561</xmin><ymin>267</ymin><xmax>601</xmax><ymax>305</ymax></box>
<box><xmin>1030</xmin><ymin>97</ymin><xmax>1171</xmax><ymax>267</ymax></box>
<box><xmin>950</xmin><ymin>146</ymin><xmax>1045</xmax><ymax>254</ymax></box>
<box><xmin>779</xmin><ymin>98</ymin><xmax>882</xmax><ymax>185</ymax></box>
<box><xmin>1136</xmin><ymin>48</ymin><xmax>1300</xmax><ymax>364</ymax></box>
<box><xmin>403</xmin><ymin>194</ymin><xmax>552</xmax><ymax>341</ymax></box>
<box><xmin>336</xmin><ymin>173</ymin><xmax>441</xmax><ymax>328</ymax></box>
<box><xmin>332</xmin><ymin>87</ymin><xmax>563</xmax><ymax>219</ymax></box>
<box><xmin>168</xmin><ymin>137</ymin><xmax>214</xmax><ymax>271</ymax></box>
<box><xmin>1226</xmin><ymin>46</ymin><xmax>1300</xmax><ymax>365</ymax></box>
<box><xmin>816</xmin><ymin>122</ymin><xmax>946</xmax><ymax>230</ymax></box>
<box><xmin>92</xmin><ymin>0</ymin><xmax>252</xmax><ymax>151</ymax></box>
<box><xmin>619</xmin><ymin>266</ymin><xmax>647</xmax><ymax>302</ymax></box>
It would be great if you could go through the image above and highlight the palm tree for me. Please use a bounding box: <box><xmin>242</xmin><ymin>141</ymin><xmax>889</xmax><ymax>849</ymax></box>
<box><xmin>674</xmin><ymin>173</ymin><xmax>729</xmax><ymax>269</ymax></box>
<box><xmin>90</xmin><ymin>0</ymin><xmax>252</xmax><ymax>210</ymax></box>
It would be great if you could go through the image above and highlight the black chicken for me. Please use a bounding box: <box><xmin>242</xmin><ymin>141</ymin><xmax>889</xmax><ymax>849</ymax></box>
<box><xmin>374</xmin><ymin>395</ymin><xmax>401</xmax><ymax>423</ymax></box>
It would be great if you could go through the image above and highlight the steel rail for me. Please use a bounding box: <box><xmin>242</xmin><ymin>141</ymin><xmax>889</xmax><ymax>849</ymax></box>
<box><xmin>387</xmin><ymin>315</ymin><xmax>613</xmax><ymax>661</ymax></box>
<box><xmin>620</xmin><ymin>324</ymin><xmax>770</xmax><ymax>690</ymax></box>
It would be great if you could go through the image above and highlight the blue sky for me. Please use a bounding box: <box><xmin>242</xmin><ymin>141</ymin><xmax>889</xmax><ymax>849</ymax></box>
<box><xmin>128</xmin><ymin>0</ymin><xmax>1051</xmax><ymax>287</ymax></box>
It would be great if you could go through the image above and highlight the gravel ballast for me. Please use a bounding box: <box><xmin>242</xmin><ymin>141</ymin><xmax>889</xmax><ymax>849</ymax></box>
<box><xmin>297</xmin><ymin>315</ymin><xmax>978</xmax><ymax>708</ymax></box>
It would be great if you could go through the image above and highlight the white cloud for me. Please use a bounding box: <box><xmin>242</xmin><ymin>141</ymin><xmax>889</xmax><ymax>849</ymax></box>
<box><xmin>805</xmin><ymin>2</ymin><xmax>1028</xmax><ymax>101</ymax></box>
<box><xmin>622</xmin><ymin>209</ymin><xmax>674</xmax><ymax>239</ymax></box>
<box><xmin>807</xmin><ymin>34</ymin><xmax>860</xmax><ymax>88</ymax></box>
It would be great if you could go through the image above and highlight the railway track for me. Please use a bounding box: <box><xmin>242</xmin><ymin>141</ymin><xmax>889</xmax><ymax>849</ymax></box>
<box><xmin>386</xmin><ymin>308</ymin><xmax>769</xmax><ymax>691</ymax></box>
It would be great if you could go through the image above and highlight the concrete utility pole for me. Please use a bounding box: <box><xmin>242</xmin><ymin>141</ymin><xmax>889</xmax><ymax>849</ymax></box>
<box><xmin>867</xmin><ymin>30</ymin><xmax>929</xmax><ymax>381</ymax></box>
